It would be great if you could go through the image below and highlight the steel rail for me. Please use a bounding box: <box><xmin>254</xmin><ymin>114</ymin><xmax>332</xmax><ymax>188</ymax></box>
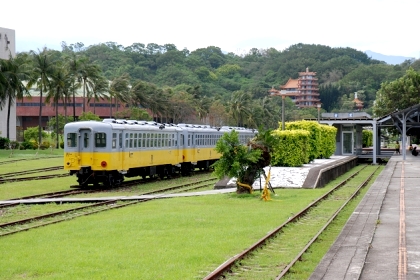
<box><xmin>0</xmin><ymin>178</ymin><xmax>217</xmax><ymax>237</ymax></box>
<box><xmin>0</xmin><ymin>166</ymin><xmax>63</xmax><ymax>179</ymax></box>
<box><xmin>203</xmin><ymin>165</ymin><xmax>369</xmax><ymax>280</ymax></box>
<box><xmin>275</xmin><ymin>166</ymin><xmax>380</xmax><ymax>279</ymax></box>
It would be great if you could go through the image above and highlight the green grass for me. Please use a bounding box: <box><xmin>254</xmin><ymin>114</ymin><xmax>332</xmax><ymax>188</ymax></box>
<box><xmin>0</xmin><ymin>163</ymin><xmax>383</xmax><ymax>279</ymax></box>
<box><xmin>0</xmin><ymin>177</ymin><xmax>76</xmax><ymax>200</ymax></box>
<box><xmin>0</xmin><ymin>188</ymin><xmax>332</xmax><ymax>280</ymax></box>
<box><xmin>0</xmin><ymin>149</ymin><xmax>63</xmax><ymax>162</ymax></box>
<box><xmin>0</xmin><ymin>156</ymin><xmax>64</xmax><ymax>173</ymax></box>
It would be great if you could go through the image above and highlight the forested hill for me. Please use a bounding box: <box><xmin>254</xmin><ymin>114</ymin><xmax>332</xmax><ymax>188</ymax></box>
<box><xmin>72</xmin><ymin>42</ymin><xmax>419</xmax><ymax>113</ymax></box>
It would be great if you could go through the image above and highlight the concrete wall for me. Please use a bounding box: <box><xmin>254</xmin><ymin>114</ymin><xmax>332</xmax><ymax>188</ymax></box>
<box><xmin>302</xmin><ymin>156</ymin><xmax>358</xmax><ymax>188</ymax></box>
<box><xmin>0</xmin><ymin>27</ymin><xmax>17</xmax><ymax>140</ymax></box>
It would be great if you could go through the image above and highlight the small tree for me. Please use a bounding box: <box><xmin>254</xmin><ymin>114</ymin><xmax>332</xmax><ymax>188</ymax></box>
<box><xmin>212</xmin><ymin>129</ymin><xmax>274</xmax><ymax>194</ymax></box>
<box><xmin>24</xmin><ymin>126</ymin><xmax>47</xmax><ymax>143</ymax></box>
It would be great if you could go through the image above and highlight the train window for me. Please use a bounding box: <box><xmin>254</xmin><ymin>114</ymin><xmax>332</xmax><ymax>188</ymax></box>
<box><xmin>139</xmin><ymin>133</ymin><xmax>141</xmax><ymax>148</ymax></box>
<box><xmin>84</xmin><ymin>133</ymin><xmax>89</xmax><ymax>148</ymax></box>
<box><xmin>158</xmin><ymin>134</ymin><xmax>161</xmax><ymax>147</ymax></box>
<box><xmin>129</xmin><ymin>133</ymin><xmax>133</xmax><ymax>148</ymax></box>
<box><xmin>181</xmin><ymin>135</ymin><xmax>184</xmax><ymax>146</ymax></box>
<box><xmin>112</xmin><ymin>133</ymin><xmax>117</xmax><ymax>149</ymax></box>
<box><xmin>165</xmin><ymin>134</ymin><xmax>168</xmax><ymax>147</ymax></box>
<box><xmin>188</xmin><ymin>135</ymin><xmax>191</xmax><ymax>146</ymax></box>
<box><xmin>125</xmin><ymin>133</ymin><xmax>129</xmax><ymax>148</ymax></box>
<box><xmin>143</xmin><ymin>133</ymin><xmax>146</xmax><ymax>148</ymax></box>
<box><xmin>67</xmin><ymin>133</ymin><xmax>77</xmax><ymax>148</ymax></box>
<box><xmin>134</xmin><ymin>133</ymin><xmax>137</xmax><ymax>148</ymax></box>
<box><xmin>95</xmin><ymin>133</ymin><xmax>106</xmax><ymax>148</ymax></box>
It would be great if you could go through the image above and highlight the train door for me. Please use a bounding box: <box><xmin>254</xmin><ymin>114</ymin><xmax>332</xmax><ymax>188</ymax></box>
<box><xmin>78</xmin><ymin>128</ymin><xmax>93</xmax><ymax>166</ymax></box>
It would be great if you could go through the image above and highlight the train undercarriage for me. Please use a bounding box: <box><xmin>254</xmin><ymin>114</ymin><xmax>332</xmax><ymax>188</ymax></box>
<box><xmin>70</xmin><ymin>160</ymin><xmax>216</xmax><ymax>188</ymax></box>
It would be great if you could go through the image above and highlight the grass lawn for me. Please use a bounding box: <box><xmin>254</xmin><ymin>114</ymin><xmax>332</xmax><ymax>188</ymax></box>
<box><xmin>0</xmin><ymin>148</ymin><xmax>63</xmax><ymax>162</ymax></box>
<box><xmin>0</xmin><ymin>188</ymin><xmax>332</xmax><ymax>280</ymax></box>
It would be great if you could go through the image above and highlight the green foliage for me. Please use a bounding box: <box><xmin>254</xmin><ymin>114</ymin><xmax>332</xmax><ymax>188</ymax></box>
<box><xmin>286</xmin><ymin>121</ymin><xmax>322</xmax><ymax>161</ymax></box>
<box><xmin>21</xmin><ymin>141</ymin><xmax>35</xmax><ymax>150</ymax></box>
<box><xmin>373</xmin><ymin>68</ymin><xmax>420</xmax><ymax>116</ymax></box>
<box><xmin>48</xmin><ymin>115</ymin><xmax>73</xmax><ymax>134</ymax></box>
<box><xmin>13</xmin><ymin>41</ymin><xmax>420</xmax><ymax>136</ymax></box>
<box><xmin>78</xmin><ymin>112</ymin><xmax>102</xmax><ymax>121</ymax></box>
<box><xmin>271</xmin><ymin>121</ymin><xmax>336</xmax><ymax>166</ymax></box>
<box><xmin>212</xmin><ymin>130</ymin><xmax>261</xmax><ymax>182</ymax></box>
<box><xmin>0</xmin><ymin>137</ymin><xmax>10</xmax><ymax>149</ymax></box>
<box><xmin>114</xmin><ymin>107</ymin><xmax>152</xmax><ymax>120</ymax></box>
<box><xmin>362</xmin><ymin>129</ymin><xmax>373</xmax><ymax>147</ymax></box>
<box><xmin>24</xmin><ymin>127</ymin><xmax>48</xmax><ymax>143</ymax></box>
<box><xmin>271</xmin><ymin>129</ymin><xmax>310</xmax><ymax>167</ymax></box>
<box><xmin>319</xmin><ymin>125</ymin><xmax>337</xmax><ymax>158</ymax></box>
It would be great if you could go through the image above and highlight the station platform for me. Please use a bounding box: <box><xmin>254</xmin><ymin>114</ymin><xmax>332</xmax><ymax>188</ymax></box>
<box><xmin>310</xmin><ymin>153</ymin><xmax>420</xmax><ymax>280</ymax></box>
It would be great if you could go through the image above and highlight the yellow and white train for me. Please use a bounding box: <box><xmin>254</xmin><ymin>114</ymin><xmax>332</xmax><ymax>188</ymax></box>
<box><xmin>64</xmin><ymin>119</ymin><xmax>256</xmax><ymax>187</ymax></box>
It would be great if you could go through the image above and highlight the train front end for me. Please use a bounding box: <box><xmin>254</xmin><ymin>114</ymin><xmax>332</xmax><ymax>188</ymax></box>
<box><xmin>64</xmin><ymin>121</ymin><xmax>122</xmax><ymax>187</ymax></box>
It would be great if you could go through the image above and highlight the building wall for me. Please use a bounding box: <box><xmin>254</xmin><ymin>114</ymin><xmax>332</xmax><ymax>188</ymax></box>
<box><xmin>16</xmin><ymin>96</ymin><xmax>129</xmax><ymax>130</ymax></box>
<box><xmin>0</xmin><ymin>27</ymin><xmax>17</xmax><ymax>140</ymax></box>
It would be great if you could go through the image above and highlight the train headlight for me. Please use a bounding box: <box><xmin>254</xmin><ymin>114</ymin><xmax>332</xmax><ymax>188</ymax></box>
<box><xmin>101</xmin><ymin>161</ymin><xmax>107</xmax><ymax>168</ymax></box>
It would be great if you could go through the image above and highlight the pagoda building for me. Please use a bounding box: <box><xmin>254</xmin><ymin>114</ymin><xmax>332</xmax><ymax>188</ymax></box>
<box><xmin>353</xmin><ymin>92</ymin><xmax>364</xmax><ymax>111</ymax></box>
<box><xmin>269</xmin><ymin>67</ymin><xmax>321</xmax><ymax>109</ymax></box>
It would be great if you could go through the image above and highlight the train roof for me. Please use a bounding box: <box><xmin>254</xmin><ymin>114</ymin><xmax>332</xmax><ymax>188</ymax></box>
<box><xmin>64</xmin><ymin>119</ymin><xmax>257</xmax><ymax>134</ymax></box>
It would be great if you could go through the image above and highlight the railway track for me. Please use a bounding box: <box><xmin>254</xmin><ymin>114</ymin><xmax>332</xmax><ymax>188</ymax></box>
<box><xmin>203</xmin><ymin>165</ymin><xmax>380</xmax><ymax>279</ymax></box>
<box><xmin>0</xmin><ymin>156</ymin><xmax>62</xmax><ymax>165</ymax></box>
<box><xmin>0</xmin><ymin>166</ymin><xmax>68</xmax><ymax>184</ymax></box>
<box><xmin>0</xmin><ymin>170</ymin><xmax>214</xmax><ymax>209</ymax></box>
<box><xmin>0</xmin><ymin>177</ymin><xmax>216</xmax><ymax>237</ymax></box>
<box><xmin>0</xmin><ymin>166</ymin><xmax>63</xmax><ymax>179</ymax></box>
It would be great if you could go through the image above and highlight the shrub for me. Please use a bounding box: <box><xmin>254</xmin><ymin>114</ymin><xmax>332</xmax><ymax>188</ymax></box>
<box><xmin>271</xmin><ymin>129</ymin><xmax>310</xmax><ymax>167</ymax></box>
<box><xmin>286</xmin><ymin>121</ymin><xmax>321</xmax><ymax>162</ymax></box>
<box><xmin>0</xmin><ymin>137</ymin><xmax>10</xmax><ymax>149</ymax></box>
<box><xmin>362</xmin><ymin>130</ymin><xmax>373</xmax><ymax>147</ymax></box>
<box><xmin>40</xmin><ymin>141</ymin><xmax>52</xmax><ymax>150</ymax></box>
<box><xmin>319</xmin><ymin>125</ymin><xmax>337</xmax><ymax>158</ymax></box>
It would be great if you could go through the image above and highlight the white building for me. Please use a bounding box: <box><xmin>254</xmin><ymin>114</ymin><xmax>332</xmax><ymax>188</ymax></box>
<box><xmin>0</xmin><ymin>27</ymin><xmax>17</xmax><ymax>140</ymax></box>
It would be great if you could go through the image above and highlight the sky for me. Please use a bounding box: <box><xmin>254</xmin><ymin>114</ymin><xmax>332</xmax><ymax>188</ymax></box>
<box><xmin>3</xmin><ymin>0</ymin><xmax>419</xmax><ymax>58</ymax></box>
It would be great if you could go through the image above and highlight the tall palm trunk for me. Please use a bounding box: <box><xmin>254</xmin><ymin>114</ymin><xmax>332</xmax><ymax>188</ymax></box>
<box><xmin>55</xmin><ymin>88</ymin><xmax>59</xmax><ymax>148</ymax></box>
<box><xmin>83</xmin><ymin>81</ymin><xmax>86</xmax><ymax>113</ymax></box>
<box><xmin>38</xmin><ymin>89</ymin><xmax>43</xmax><ymax>145</ymax></box>
<box><xmin>6</xmin><ymin>93</ymin><xmax>11</xmax><ymax>139</ymax></box>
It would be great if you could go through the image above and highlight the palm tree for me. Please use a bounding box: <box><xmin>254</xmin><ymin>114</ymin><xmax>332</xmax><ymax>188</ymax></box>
<box><xmin>229</xmin><ymin>91</ymin><xmax>252</xmax><ymax>127</ymax></box>
<box><xmin>0</xmin><ymin>54</ymin><xmax>30</xmax><ymax>139</ymax></box>
<box><xmin>66</xmin><ymin>53</ymin><xmax>83</xmax><ymax>121</ymax></box>
<box><xmin>109</xmin><ymin>74</ymin><xmax>130</xmax><ymax>117</ymax></box>
<box><xmin>79</xmin><ymin>60</ymin><xmax>101</xmax><ymax>113</ymax></box>
<box><xmin>87</xmin><ymin>74</ymin><xmax>109</xmax><ymax>115</ymax></box>
<box><xmin>46</xmin><ymin>64</ymin><xmax>70</xmax><ymax>148</ymax></box>
<box><xmin>27</xmin><ymin>48</ymin><xmax>55</xmax><ymax>146</ymax></box>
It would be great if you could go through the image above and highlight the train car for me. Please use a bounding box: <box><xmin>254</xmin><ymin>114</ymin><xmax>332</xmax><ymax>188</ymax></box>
<box><xmin>64</xmin><ymin>119</ymin><xmax>256</xmax><ymax>188</ymax></box>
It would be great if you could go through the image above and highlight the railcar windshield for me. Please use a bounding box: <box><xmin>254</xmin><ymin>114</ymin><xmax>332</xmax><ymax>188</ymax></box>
<box><xmin>95</xmin><ymin>133</ymin><xmax>106</xmax><ymax>148</ymax></box>
<box><xmin>67</xmin><ymin>133</ymin><xmax>77</xmax><ymax>148</ymax></box>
